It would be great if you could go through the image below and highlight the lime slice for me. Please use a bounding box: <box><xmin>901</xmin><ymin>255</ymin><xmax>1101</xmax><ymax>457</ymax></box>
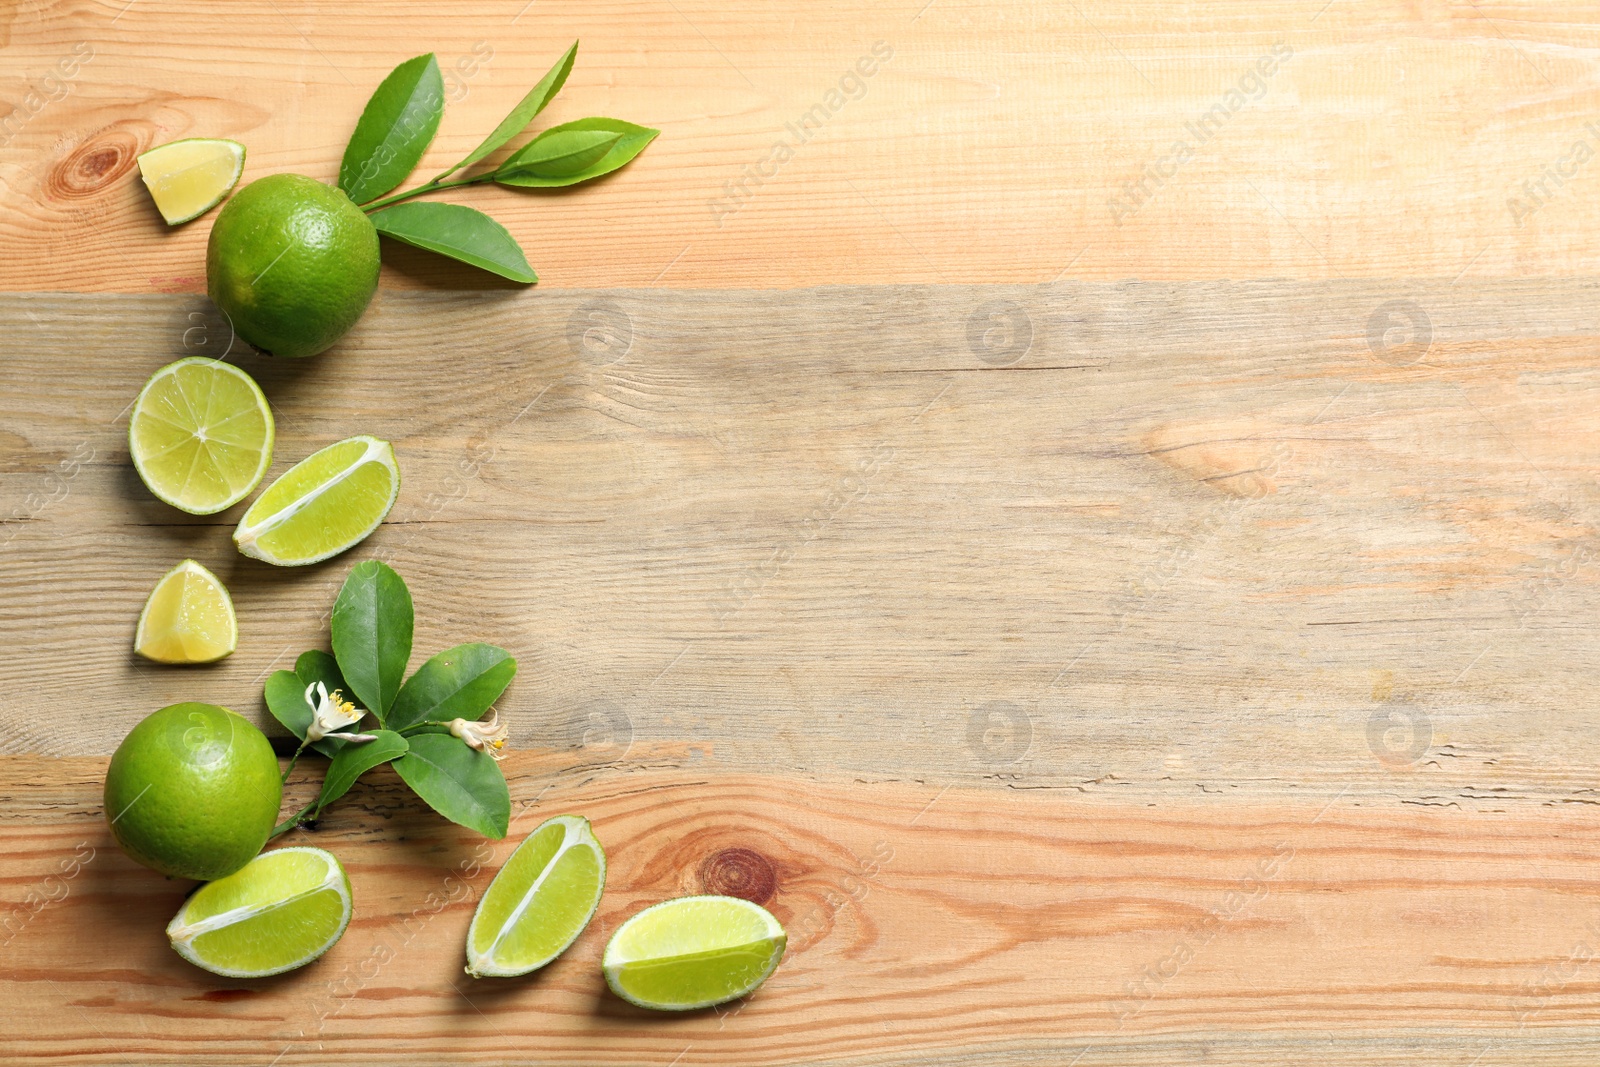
<box><xmin>603</xmin><ymin>895</ymin><xmax>787</xmax><ymax>1011</ymax></box>
<box><xmin>166</xmin><ymin>846</ymin><xmax>351</xmax><ymax>978</ymax></box>
<box><xmin>134</xmin><ymin>559</ymin><xmax>238</xmax><ymax>663</ymax></box>
<box><xmin>138</xmin><ymin>138</ymin><xmax>246</xmax><ymax>225</ymax></box>
<box><xmin>233</xmin><ymin>435</ymin><xmax>400</xmax><ymax>566</ymax></box>
<box><xmin>466</xmin><ymin>815</ymin><xmax>606</xmax><ymax>978</ymax></box>
<box><xmin>129</xmin><ymin>357</ymin><xmax>275</xmax><ymax>515</ymax></box>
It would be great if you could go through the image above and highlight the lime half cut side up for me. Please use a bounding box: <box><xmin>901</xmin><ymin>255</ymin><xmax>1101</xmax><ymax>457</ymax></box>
<box><xmin>137</xmin><ymin>138</ymin><xmax>246</xmax><ymax>225</ymax></box>
<box><xmin>602</xmin><ymin>895</ymin><xmax>787</xmax><ymax>1011</ymax></box>
<box><xmin>466</xmin><ymin>815</ymin><xmax>606</xmax><ymax>978</ymax></box>
<box><xmin>167</xmin><ymin>846</ymin><xmax>352</xmax><ymax>978</ymax></box>
<box><xmin>129</xmin><ymin>357</ymin><xmax>275</xmax><ymax>515</ymax></box>
<box><xmin>134</xmin><ymin>559</ymin><xmax>237</xmax><ymax>664</ymax></box>
<box><xmin>233</xmin><ymin>435</ymin><xmax>399</xmax><ymax>566</ymax></box>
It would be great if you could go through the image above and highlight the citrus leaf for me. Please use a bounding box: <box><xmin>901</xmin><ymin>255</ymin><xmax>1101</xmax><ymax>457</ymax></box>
<box><xmin>371</xmin><ymin>202</ymin><xmax>536</xmax><ymax>283</ymax></box>
<box><xmin>316</xmin><ymin>730</ymin><xmax>408</xmax><ymax>813</ymax></box>
<box><xmin>263</xmin><ymin>655</ymin><xmax>345</xmax><ymax>758</ymax></box>
<box><xmin>331</xmin><ymin>560</ymin><xmax>414</xmax><ymax>721</ymax></box>
<box><xmin>494</xmin><ymin>118</ymin><xmax>658</xmax><ymax>188</ymax></box>
<box><xmin>340</xmin><ymin>53</ymin><xmax>445</xmax><ymax>205</ymax></box>
<box><xmin>387</xmin><ymin>643</ymin><xmax>517</xmax><ymax>732</ymax></box>
<box><xmin>392</xmin><ymin>732</ymin><xmax>510</xmax><ymax>839</ymax></box>
<box><xmin>294</xmin><ymin>649</ymin><xmax>349</xmax><ymax>699</ymax></box>
<box><xmin>493</xmin><ymin>128</ymin><xmax>621</xmax><ymax>180</ymax></box>
<box><xmin>433</xmin><ymin>40</ymin><xmax>578</xmax><ymax>182</ymax></box>
<box><xmin>264</xmin><ymin>669</ymin><xmax>314</xmax><ymax>740</ymax></box>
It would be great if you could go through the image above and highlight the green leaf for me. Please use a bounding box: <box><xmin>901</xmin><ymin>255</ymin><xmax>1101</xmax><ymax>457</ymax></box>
<box><xmin>493</xmin><ymin>128</ymin><xmax>621</xmax><ymax>180</ymax></box>
<box><xmin>494</xmin><ymin>118</ymin><xmax>659</xmax><ymax>188</ymax></box>
<box><xmin>387</xmin><ymin>643</ymin><xmax>518</xmax><ymax>731</ymax></box>
<box><xmin>392</xmin><ymin>732</ymin><xmax>510</xmax><ymax>838</ymax></box>
<box><xmin>331</xmin><ymin>560</ymin><xmax>414</xmax><ymax>722</ymax></box>
<box><xmin>433</xmin><ymin>40</ymin><xmax>578</xmax><ymax>182</ymax></box>
<box><xmin>294</xmin><ymin>649</ymin><xmax>347</xmax><ymax>695</ymax></box>
<box><xmin>340</xmin><ymin>53</ymin><xmax>445</xmax><ymax>205</ymax></box>
<box><xmin>264</xmin><ymin>668</ymin><xmax>314</xmax><ymax>741</ymax></box>
<box><xmin>371</xmin><ymin>202</ymin><xmax>536</xmax><ymax>284</ymax></box>
<box><xmin>262</xmin><ymin>653</ymin><xmax>345</xmax><ymax>758</ymax></box>
<box><xmin>316</xmin><ymin>730</ymin><xmax>408</xmax><ymax>814</ymax></box>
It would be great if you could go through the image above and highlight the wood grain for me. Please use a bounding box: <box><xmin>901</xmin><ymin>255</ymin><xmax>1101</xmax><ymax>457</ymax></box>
<box><xmin>5</xmin><ymin>284</ymin><xmax>1600</xmax><ymax>803</ymax></box>
<box><xmin>9</xmin><ymin>1</ymin><xmax>1600</xmax><ymax>292</ymax></box>
<box><xmin>7</xmin><ymin>754</ymin><xmax>1600</xmax><ymax>1066</ymax></box>
<box><xmin>11</xmin><ymin>0</ymin><xmax>1600</xmax><ymax>1060</ymax></box>
<box><xmin>4</xmin><ymin>281</ymin><xmax>1600</xmax><ymax>1061</ymax></box>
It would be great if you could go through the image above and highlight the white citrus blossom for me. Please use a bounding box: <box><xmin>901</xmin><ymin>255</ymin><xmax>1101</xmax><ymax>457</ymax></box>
<box><xmin>450</xmin><ymin>709</ymin><xmax>509</xmax><ymax>761</ymax></box>
<box><xmin>304</xmin><ymin>681</ymin><xmax>376</xmax><ymax>743</ymax></box>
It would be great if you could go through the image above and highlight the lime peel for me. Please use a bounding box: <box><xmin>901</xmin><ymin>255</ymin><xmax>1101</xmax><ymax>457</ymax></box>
<box><xmin>104</xmin><ymin>703</ymin><xmax>281</xmax><ymax>882</ymax></box>
<box><xmin>206</xmin><ymin>172</ymin><xmax>380</xmax><ymax>358</ymax></box>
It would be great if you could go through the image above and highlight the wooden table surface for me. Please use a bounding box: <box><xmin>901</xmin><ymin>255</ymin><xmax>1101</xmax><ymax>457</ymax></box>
<box><xmin>7</xmin><ymin>2</ymin><xmax>1600</xmax><ymax>1064</ymax></box>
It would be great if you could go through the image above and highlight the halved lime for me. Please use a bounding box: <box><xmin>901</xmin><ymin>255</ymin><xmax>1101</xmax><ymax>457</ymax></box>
<box><xmin>129</xmin><ymin>357</ymin><xmax>274</xmax><ymax>515</ymax></box>
<box><xmin>138</xmin><ymin>138</ymin><xmax>246</xmax><ymax>225</ymax></box>
<box><xmin>466</xmin><ymin>815</ymin><xmax>606</xmax><ymax>978</ymax></box>
<box><xmin>602</xmin><ymin>895</ymin><xmax>787</xmax><ymax>1011</ymax></box>
<box><xmin>233</xmin><ymin>435</ymin><xmax>399</xmax><ymax>566</ymax></box>
<box><xmin>167</xmin><ymin>846</ymin><xmax>352</xmax><ymax>978</ymax></box>
<box><xmin>134</xmin><ymin>559</ymin><xmax>237</xmax><ymax>663</ymax></box>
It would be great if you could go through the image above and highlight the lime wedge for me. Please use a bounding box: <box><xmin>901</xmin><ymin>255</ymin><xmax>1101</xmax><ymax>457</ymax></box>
<box><xmin>166</xmin><ymin>846</ymin><xmax>351</xmax><ymax>978</ymax></box>
<box><xmin>129</xmin><ymin>357</ymin><xmax>274</xmax><ymax>515</ymax></box>
<box><xmin>138</xmin><ymin>138</ymin><xmax>246</xmax><ymax>225</ymax></box>
<box><xmin>233</xmin><ymin>435</ymin><xmax>400</xmax><ymax>566</ymax></box>
<box><xmin>466</xmin><ymin>815</ymin><xmax>606</xmax><ymax>978</ymax></box>
<box><xmin>603</xmin><ymin>895</ymin><xmax>787</xmax><ymax>1011</ymax></box>
<box><xmin>134</xmin><ymin>559</ymin><xmax>237</xmax><ymax>663</ymax></box>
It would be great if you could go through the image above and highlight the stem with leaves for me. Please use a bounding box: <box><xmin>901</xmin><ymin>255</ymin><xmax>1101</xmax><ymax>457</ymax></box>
<box><xmin>263</xmin><ymin>561</ymin><xmax>518</xmax><ymax>840</ymax></box>
<box><xmin>334</xmin><ymin>40</ymin><xmax>658</xmax><ymax>283</ymax></box>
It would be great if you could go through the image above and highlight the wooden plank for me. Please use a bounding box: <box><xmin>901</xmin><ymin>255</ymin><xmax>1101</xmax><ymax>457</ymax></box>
<box><xmin>4</xmin><ymin>281</ymin><xmax>1600</xmax><ymax>1060</ymax></box>
<box><xmin>8</xmin><ymin>1</ymin><xmax>1600</xmax><ymax>292</ymax></box>
<box><xmin>10</xmin><ymin>0</ymin><xmax>1600</xmax><ymax>1061</ymax></box>
<box><xmin>9</xmin><ymin>281</ymin><xmax>1600</xmax><ymax>1062</ymax></box>
<box><xmin>6</xmin><ymin>755</ymin><xmax>1600</xmax><ymax>1065</ymax></box>
<box><xmin>4</xmin><ymin>284</ymin><xmax>1600</xmax><ymax>803</ymax></box>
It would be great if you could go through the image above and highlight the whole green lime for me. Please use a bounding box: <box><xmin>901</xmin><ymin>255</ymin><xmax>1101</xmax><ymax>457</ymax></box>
<box><xmin>206</xmin><ymin>173</ymin><xmax>380</xmax><ymax>358</ymax></box>
<box><xmin>104</xmin><ymin>703</ymin><xmax>282</xmax><ymax>881</ymax></box>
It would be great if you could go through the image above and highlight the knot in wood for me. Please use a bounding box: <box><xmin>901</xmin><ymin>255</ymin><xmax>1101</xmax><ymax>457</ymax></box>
<box><xmin>699</xmin><ymin>847</ymin><xmax>777</xmax><ymax>905</ymax></box>
<box><xmin>50</xmin><ymin>125</ymin><xmax>141</xmax><ymax>199</ymax></box>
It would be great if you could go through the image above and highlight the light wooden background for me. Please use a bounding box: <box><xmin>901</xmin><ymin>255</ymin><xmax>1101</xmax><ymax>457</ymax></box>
<box><xmin>6</xmin><ymin>2</ymin><xmax>1600</xmax><ymax>1065</ymax></box>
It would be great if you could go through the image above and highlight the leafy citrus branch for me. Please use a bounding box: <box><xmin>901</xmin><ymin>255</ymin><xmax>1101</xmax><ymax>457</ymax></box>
<box><xmin>336</xmin><ymin>41</ymin><xmax>659</xmax><ymax>282</ymax></box>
